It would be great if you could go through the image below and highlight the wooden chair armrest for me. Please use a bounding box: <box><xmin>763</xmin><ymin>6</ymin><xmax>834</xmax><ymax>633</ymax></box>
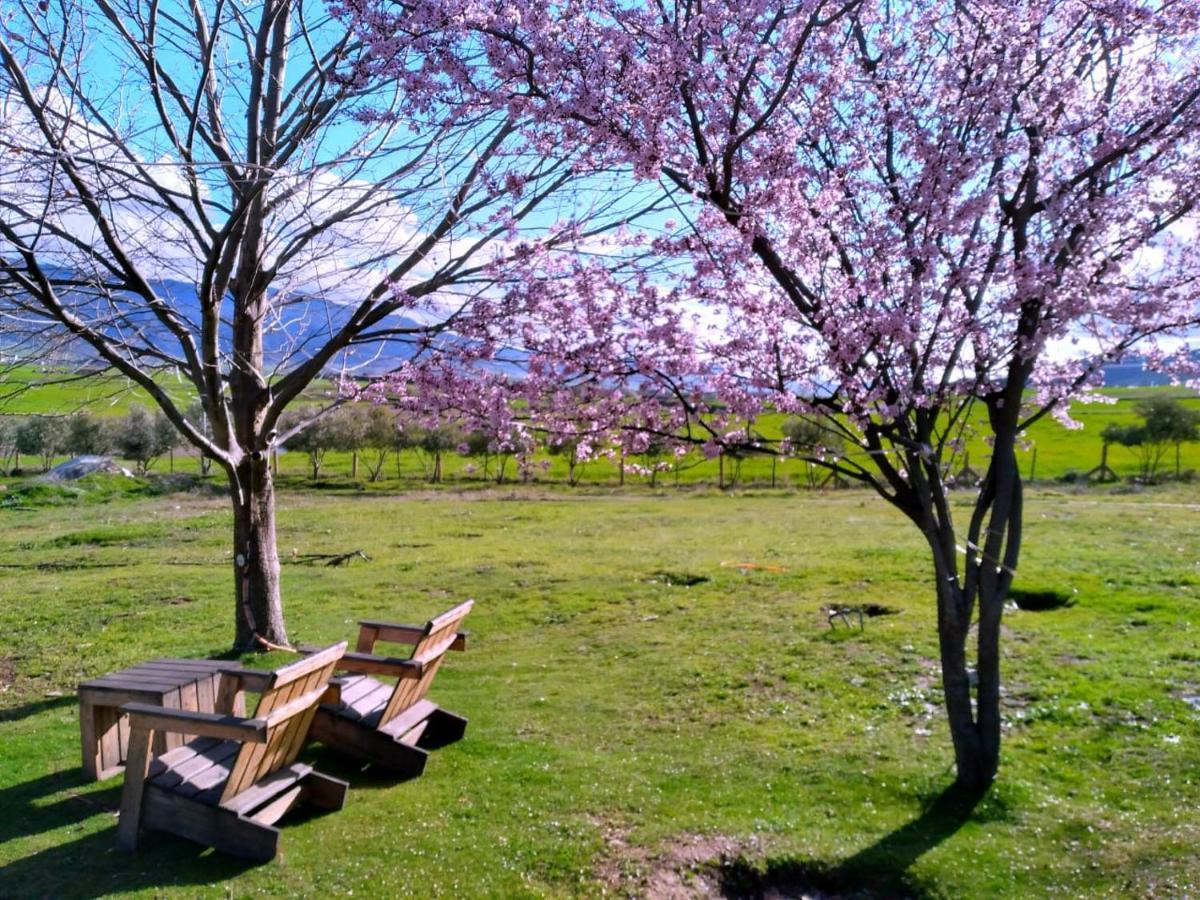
<box><xmin>357</xmin><ymin>620</ymin><xmax>469</xmax><ymax>652</ymax></box>
<box><xmin>218</xmin><ymin>667</ymin><xmax>273</xmax><ymax>692</ymax></box>
<box><xmin>121</xmin><ymin>702</ymin><xmax>268</xmax><ymax>743</ymax></box>
<box><xmin>337</xmin><ymin>651</ymin><xmax>426</xmax><ymax>679</ymax></box>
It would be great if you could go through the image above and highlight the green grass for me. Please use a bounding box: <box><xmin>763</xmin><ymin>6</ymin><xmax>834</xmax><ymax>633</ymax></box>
<box><xmin>0</xmin><ymin>366</ymin><xmax>195</xmax><ymax>416</ymax></box>
<box><xmin>1</xmin><ymin>480</ymin><xmax>1198</xmax><ymax>897</ymax></box>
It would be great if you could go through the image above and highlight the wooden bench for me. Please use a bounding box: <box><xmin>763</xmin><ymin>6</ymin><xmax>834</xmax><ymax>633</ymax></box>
<box><xmin>308</xmin><ymin>601</ymin><xmax>472</xmax><ymax>775</ymax></box>
<box><xmin>116</xmin><ymin>642</ymin><xmax>349</xmax><ymax>862</ymax></box>
<box><xmin>78</xmin><ymin>659</ymin><xmax>229</xmax><ymax>781</ymax></box>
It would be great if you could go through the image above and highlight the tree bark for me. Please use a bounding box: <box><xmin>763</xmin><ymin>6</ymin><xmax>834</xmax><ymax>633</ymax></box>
<box><xmin>924</xmin><ymin>436</ymin><xmax>1021</xmax><ymax>796</ymax></box>
<box><xmin>230</xmin><ymin>453</ymin><xmax>287</xmax><ymax>649</ymax></box>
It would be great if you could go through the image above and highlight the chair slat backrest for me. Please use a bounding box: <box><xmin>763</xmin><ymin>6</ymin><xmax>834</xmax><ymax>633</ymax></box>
<box><xmin>219</xmin><ymin>642</ymin><xmax>347</xmax><ymax>804</ymax></box>
<box><xmin>378</xmin><ymin>601</ymin><xmax>473</xmax><ymax>729</ymax></box>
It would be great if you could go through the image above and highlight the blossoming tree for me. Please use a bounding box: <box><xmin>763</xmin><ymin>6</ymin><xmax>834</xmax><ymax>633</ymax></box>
<box><xmin>348</xmin><ymin>0</ymin><xmax>1200</xmax><ymax>791</ymax></box>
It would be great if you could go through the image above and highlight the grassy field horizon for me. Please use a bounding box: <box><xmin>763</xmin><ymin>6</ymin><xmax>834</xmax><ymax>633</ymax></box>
<box><xmin>3</xmin><ymin>362</ymin><xmax>1199</xmax><ymax>486</ymax></box>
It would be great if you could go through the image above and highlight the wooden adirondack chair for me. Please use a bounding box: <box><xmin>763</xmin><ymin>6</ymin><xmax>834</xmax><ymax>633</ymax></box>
<box><xmin>308</xmin><ymin>601</ymin><xmax>472</xmax><ymax>775</ymax></box>
<box><xmin>115</xmin><ymin>642</ymin><xmax>349</xmax><ymax>862</ymax></box>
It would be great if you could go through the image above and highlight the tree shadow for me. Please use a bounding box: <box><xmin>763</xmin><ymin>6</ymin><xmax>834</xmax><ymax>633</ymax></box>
<box><xmin>716</xmin><ymin>784</ymin><xmax>985</xmax><ymax>899</ymax></box>
<box><xmin>0</xmin><ymin>693</ymin><xmax>76</xmax><ymax>723</ymax></box>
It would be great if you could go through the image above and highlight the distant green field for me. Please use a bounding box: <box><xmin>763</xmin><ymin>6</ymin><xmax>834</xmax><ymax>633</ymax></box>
<box><xmin>0</xmin><ymin>366</ymin><xmax>190</xmax><ymax>416</ymax></box>
<box><xmin>2</xmin><ymin>365</ymin><xmax>1197</xmax><ymax>484</ymax></box>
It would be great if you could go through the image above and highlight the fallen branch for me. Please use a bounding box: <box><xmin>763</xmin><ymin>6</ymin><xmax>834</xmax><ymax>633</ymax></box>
<box><xmin>290</xmin><ymin>549</ymin><xmax>371</xmax><ymax>567</ymax></box>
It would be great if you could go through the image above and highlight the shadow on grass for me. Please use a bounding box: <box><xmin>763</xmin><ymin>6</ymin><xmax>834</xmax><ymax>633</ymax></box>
<box><xmin>301</xmin><ymin>743</ymin><xmax>427</xmax><ymax>791</ymax></box>
<box><xmin>0</xmin><ymin>693</ymin><xmax>76</xmax><ymax>724</ymax></box>
<box><xmin>716</xmin><ymin>784</ymin><xmax>983</xmax><ymax>899</ymax></box>
<box><xmin>0</xmin><ymin>769</ymin><xmax>257</xmax><ymax>897</ymax></box>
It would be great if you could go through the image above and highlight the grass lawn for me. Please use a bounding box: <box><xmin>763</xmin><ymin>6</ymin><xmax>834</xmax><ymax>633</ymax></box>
<box><xmin>1</xmin><ymin>481</ymin><xmax>1198</xmax><ymax>897</ymax></box>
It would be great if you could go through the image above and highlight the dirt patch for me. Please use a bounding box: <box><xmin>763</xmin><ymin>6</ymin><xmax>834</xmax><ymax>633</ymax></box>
<box><xmin>595</xmin><ymin>826</ymin><xmax>758</xmax><ymax>899</ymax></box>
<box><xmin>0</xmin><ymin>656</ymin><xmax>15</xmax><ymax>690</ymax></box>
<box><xmin>595</xmin><ymin>826</ymin><xmax>878</xmax><ymax>899</ymax></box>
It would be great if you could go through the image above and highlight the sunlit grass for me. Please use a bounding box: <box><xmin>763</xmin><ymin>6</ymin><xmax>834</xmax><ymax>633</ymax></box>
<box><xmin>1</xmin><ymin>481</ymin><xmax>1198</xmax><ymax>896</ymax></box>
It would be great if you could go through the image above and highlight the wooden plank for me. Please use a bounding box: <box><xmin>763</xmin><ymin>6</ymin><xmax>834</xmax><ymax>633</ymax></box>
<box><xmin>221</xmin><ymin>762</ymin><xmax>312</xmax><ymax>816</ymax></box>
<box><xmin>309</xmin><ymin>706</ymin><xmax>430</xmax><ymax>776</ymax></box>
<box><xmin>122</xmin><ymin>703</ymin><xmax>267</xmax><ymax>742</ymax></box>
<box><xmin>380</xmin><ymin>658</ymin><xmax>442</xmax><ymax>727</ymax></box>
<box><xmin>79</xmin><ymin>696</ymin><xmax>100</xmax><ymax>780</ymax></box>
<box><xmin>177</xmin><ymin>753</ymin><xmax>235</xmax><ymax>801</ymax></box>
<box><xmin>378</xmin><ymin>699</ymin><xmax>439</xmax><ymax>740</ymax></box>
<box><xmin>336</xmin><ymin>675</ymin><xmax>381</xmax><ymax>709</ymax></box>
<box><xmin>115</xmin><ymin>723</ymin><xmax>153</xmax><ymax>851</ymax></box>
<box><xmin>151</xmin><ymin>740</ymin><xmax>238</xmax><ymax>791</ymax></box>
<box><xmin>261</xmin><ymin>685</ymin><xmax>333</xmax><ymax>728</ymax></box>
<box><xmin>118</xmin><ymin>709</ymin><xmax>131</xmax><ymax>766</ymax></box>
<box><xmin>411</xmin><ymin>633</ymin><xmax>460</xmax><ymax>666</ymax></box>
<box><xmin>148</xmin><ymin>737</ymin><xmax>221</xmax><ymax>780</ymax></box>
<box><xmin>398</xmin><ymin>719</ymin><xmax>428</xmax><ymax>747</ymax></box>
<box><xmin>344</xmin><ymin>682</ymin><xmax>393</xmax><ymax>723</ymax></box>
<box><xmin>239</xmin><ymin>669</ymin><xmax>312</xmax><ymax>795</ymax></box>
<box><xmin>142</xmin><ymin>786</ymin><xmax>281</xmax><ymax>861</ymax></box>
<box><xmin>359</xmin><ymin>621</ymin><xmax>468</xmax><ymax>651</ymax></box>
<box><xmin>298</xmin><ymin>771</ymin><xmax>349</xmax><ymax>811</ymax></box>
<box><xmin>275</xmin><ymin>682</ymin><xmax>325</xmax><ymax>775</ymax></box>
<box><xmin>220</xmin><ymin>647</ymin><xmax>343</xmax><ymax>803</ymax></box>
<box><xmin>134</xmin><ymin>661</ymin><xmax>227</xmax><ymax>682</ymax></box>
<box><xmin>97</xmin><ymin>704</ymin><xmax>123</xmax><ymax>779</ymax></box>
<box><xmin>355</xmin><ymin>623</ymin><xmax>379</xmax><ymax>653</ymax></box>
<box><xmin>265</xmin><ymin>642</ymin><xmax>347</xmax><ymax>690</ymax></box>
<box><xmin>223</xmin><ymin>670</ymin><xmax>301</xmax><ymax>801</ymax></box>
<box><xmin>256</xmin><ymin>673</ymin><xmax>316</xmax><ymax>784</ymax></box>
<box><xmin>78</xmin><ymin>686</ymin><xmax>165</xmax><ymax>708</ymax></box>
<box><xmin>152</xmin><ymin>687</ymin><xmax>182</xmax><ymax>757</ymax></box>
<box><xmin>339</xmin><ymin>652</ymin><xmax>425</xmax><ymax>679</ymax></box>
<box><xmin>247</xmin><ymin>785</ymin><xmax>304</xmax><ymax>827</ymax></box>
<box><xmin>83</xmin><ymin>672</ymin><xmax>186</xmax><ymax>692</ymax></box>
<box><xmin>214</xmin><ymin>673</ymin><xmax>246</xmax><ymax>717</ymax></box>
<box><xmin>195</xmin><ymin>673</ymin><xmax>216</xmax><ymax>715</ymax></box>
<box><xmin>219</xmin><ymin>668</ymin><xmax>273</xmax><ymax>692</ymax></box>
<box><xmin>426</xmin><ymin>599</ymin><xmax>474</xmax><ymax>633</ymax></box>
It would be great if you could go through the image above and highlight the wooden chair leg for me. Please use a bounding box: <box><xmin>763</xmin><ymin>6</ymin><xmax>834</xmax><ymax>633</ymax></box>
<box><xmin>79</xmin><ymin>694</ymin><xmax>100</xmax><ymax>780</ymax></box>
<box><xmin>116</xmin><ymin>724</ymin><xmax>154</xmax><ymax>851</ymax></box>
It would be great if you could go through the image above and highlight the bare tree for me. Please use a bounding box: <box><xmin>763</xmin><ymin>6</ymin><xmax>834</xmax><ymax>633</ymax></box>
<box><xmin>0</xmin><ymin>0</ymin><xmax>662</xmax><ymax>648</ymax></box>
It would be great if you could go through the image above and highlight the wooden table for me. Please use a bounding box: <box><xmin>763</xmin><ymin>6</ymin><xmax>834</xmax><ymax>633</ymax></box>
<box><xmin>78</xmin><ymin>658</ymin><xmax>229</xmax><ymax>781</ymax></box>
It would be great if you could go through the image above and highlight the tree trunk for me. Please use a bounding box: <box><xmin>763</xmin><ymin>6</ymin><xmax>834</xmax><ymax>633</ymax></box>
<box><xmin>932</xmin><ymin>567</ymin><xmax>1000</xmax><ymax>795</ymax></box>
<box><xmin>230</xmin><ymin>454</ymin><xmax>287</xmax><ymax>650</ymax></box>
<box><xmin>924</xmin><ymin>434</ymin><xmax>1021</xmax><ymax>796</ymax></box>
